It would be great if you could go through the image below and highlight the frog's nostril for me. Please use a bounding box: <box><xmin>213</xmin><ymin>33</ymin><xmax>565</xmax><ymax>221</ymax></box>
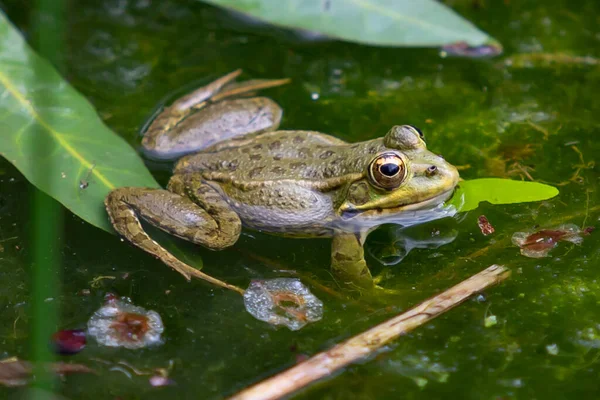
<box><xmin>426</xmin><ymin>165</ymin><xmax>438</xmax><ymax>177</ymax></box>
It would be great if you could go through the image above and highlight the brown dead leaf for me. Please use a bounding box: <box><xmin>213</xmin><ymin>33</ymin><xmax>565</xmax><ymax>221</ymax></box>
<box><xmin>0</xmin><ymin>358</ymin><xmax>96</xmax><ymax>387</ymax></box>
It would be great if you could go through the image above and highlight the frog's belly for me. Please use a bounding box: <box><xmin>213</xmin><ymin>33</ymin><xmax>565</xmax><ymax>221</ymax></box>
<box><xmin>220</xmin><ymin>185</ymin><xmax>336</xmax><ymax>237</ymax></box>
<box><xmin>231</xmin><ymin>201</ymin><xmax>335</xmax><ymax>237</ymax></box>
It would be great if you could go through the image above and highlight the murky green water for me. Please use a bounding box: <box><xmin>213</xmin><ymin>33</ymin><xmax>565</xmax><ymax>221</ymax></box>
<box><xmin>1</xmin><ymin>0</ymin><xmax>599</xmax><ymax>398</ymax></box>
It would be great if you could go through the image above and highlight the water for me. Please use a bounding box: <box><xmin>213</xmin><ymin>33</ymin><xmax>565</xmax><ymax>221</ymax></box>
<box><xmin>0</xmin><ymin>0</ymin><xmax>599</xmax><ymax>398</ymax></box>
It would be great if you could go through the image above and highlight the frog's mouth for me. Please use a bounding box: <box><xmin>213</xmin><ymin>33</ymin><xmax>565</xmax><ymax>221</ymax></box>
<box><xmin>340</xmin><ymin>187</ymin><xmax>456</xmax><ymax>220</ymax></box>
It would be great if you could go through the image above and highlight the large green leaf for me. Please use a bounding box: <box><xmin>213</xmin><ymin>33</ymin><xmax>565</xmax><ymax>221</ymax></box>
<box><xmin>199</xmin><ymin>0</ymin><xmax>494</xmax><ymax>47</ymax></box>
<box><xmin>0</xmin><ymin>12</ymin><xmax>159</xmax><ymax>233</ymax></box>
<box><xmin>448</xmin><ymin>178</ymin><xmax>560</xmax><ymax>212</ymax></box>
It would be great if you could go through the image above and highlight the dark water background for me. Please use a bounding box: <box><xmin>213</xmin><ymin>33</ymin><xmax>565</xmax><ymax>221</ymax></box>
<box><xmin>0</xmin><ymin>0</ymin><xmax>599</xmax><ymax>398</ymax></box>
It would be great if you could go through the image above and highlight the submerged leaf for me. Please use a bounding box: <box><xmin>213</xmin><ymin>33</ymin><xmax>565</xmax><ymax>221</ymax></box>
<box><xmin>243</xmin><ymin>278</ymin><xmax>324</xmax><ymax>331</ymax></box>
<box><xmin>200</xmin><ymin>0</ymin><xmax>496</xmax><ymax>48</ymax></box>
<box><xmin>511</xmin><ymin>224</ymin><xmax>592</xmax><ymax>258</ymax></box>
<box><xmin>87</xmin><ymin>295</ymin><xmax>164</xmax><ymax>349</ymax></box>
<box><xmin>448</xmin><ymin>179</ymin><xmax>559</xmax><ymax>212</ymax></box>
<box><xmin>0</xmin><ymin>13</ymin><xmax>159</xmax><ymax>233</ymax></box>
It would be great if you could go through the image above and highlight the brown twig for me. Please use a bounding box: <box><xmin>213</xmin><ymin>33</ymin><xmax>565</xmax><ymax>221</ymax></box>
<box><xmin>228</xmin><ymin>264</ymin><xmax>510</xmax><ymax>400</ymax></box>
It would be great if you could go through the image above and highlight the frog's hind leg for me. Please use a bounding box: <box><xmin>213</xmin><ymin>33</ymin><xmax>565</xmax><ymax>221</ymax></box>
<box><xmin>105</xmin><ymin>182</ymin><xmax>244</xmax><ymax>294</ymax></box>
<box><xmin>142</xmin><ymin>69</ymin><xmax>290</xmax><ymax>160</ymax></box>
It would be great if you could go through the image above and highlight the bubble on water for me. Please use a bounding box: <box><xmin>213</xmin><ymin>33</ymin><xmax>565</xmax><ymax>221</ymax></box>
<box><xmin>243</xmin><ymin>278</ymin><xmax>324</xmax><ymax>331</ymax></box>
<box><xmin>87</xmin><ymin>296</ymin><xmax>164</xmax><ymax>349</ymax></box>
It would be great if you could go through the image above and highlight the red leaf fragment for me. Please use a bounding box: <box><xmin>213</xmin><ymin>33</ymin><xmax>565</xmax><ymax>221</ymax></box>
<box><xmin>477</xmin><ymin>215</ymin><xmax>495</xmax><ymax>236</ymax></box>
<box><xmin>52</xmin><ymin>329</ymin><xmax>87</xmax><ymax>355</ymax></box>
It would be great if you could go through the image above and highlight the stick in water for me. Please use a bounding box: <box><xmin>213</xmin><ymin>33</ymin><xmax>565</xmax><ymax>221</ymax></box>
<box><xmin>228</xmin><ymin>264</ymin><xmax>510</xmax><ymax>400</ymax></box>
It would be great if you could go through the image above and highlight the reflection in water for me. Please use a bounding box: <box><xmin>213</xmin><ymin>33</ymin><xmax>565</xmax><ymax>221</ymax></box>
<box><xmin>368</xmin><ymin>220</ymin><xmax>458</xmax><ymax>266</ymax></box>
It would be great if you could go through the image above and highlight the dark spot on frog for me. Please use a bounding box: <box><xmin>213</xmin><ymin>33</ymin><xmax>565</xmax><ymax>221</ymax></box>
<box><xmin>228</xmin><ymin>160</ymin><xmax>239</xmax><ymax>171</ymax></box>
<box><xmin>250</xmin><ymin>154</ymin><xmax>262</xmax><ymax>160</ymax></box>
<box><xmin>271</xmin><ymin>166</ymin><xmax>285</xmax><ymax>174</ymax></box>
<box><xmin>302</xmin><ymin>168</ymin><xmax>320</xmax><ymax>179</ymax></box>
<box><xmin>293</xmin><ymin>135</ymin><xmax>305</xmax><ymax>144</ymax></box>
<box><xmin>333</xmin><ymin>252</ymin><xmax>353</xmax><ymax>261</ymax></box>
<box><xmin>322</xmin><ymin>168</ymin><xmax>337</xmax><ymax>178</ymax></box>
<box><xmin>351</xmin><ymin>144</ymin><xmax>360</xmax><ymax>149</ymax></box>
<box><xmin>273</xmin><ymin>155</ymin><xmax>282</xmax><ymax>161</ymax></box>
<box><xmin>248</xmin><ymin>166</ymin><xmax>265</xmax><ymax>179</ymax></box>
<box><xmin>253</xmin><ymin>143</ymin><xmax>263</xmax><ymax>150</ymax></box>
<box><xmin>290</xmin><ymin>162</ymin><xmax>306</xmax><ymax>170</ymax></box>
<box><xmin>269</xmin><ymin>140</ymin><xmax>282</xmax><ymax>150</ymax></box>
<box><xmin>331</xmin><ymin>157</ymin><xmax>345</xmax><ymax>165</ymax></box>
<box><xmin>320</xmin><ymin>150</ymin><xmax>335</xmax><ymax>159</ymax></box>
<box><xmin>368</xmin><ymin>145</ymin><xmax>378</xmax><ymax>154</ymax></box>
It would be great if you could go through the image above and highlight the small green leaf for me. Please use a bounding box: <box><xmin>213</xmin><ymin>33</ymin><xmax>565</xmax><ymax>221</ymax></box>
<box><xmin>448</xmin><ymin>178</ymin><xmax>560</xmax><ymax>212</ymax></box>
<box><xmin>0</xmin><ymin>12</ymin><xmax>159</xmax><ymax>233</ymax></box>
<box><xmin>199</xmin><ymin>0</ymin><xmax>495</xmax><ymax>47</ymax></box>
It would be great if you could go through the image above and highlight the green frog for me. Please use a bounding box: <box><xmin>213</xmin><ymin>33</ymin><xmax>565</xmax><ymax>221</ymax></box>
<box><xmin>105</xmin><ymin>70</ymin><xmax>460</xmax><ymax>292</ymax></box>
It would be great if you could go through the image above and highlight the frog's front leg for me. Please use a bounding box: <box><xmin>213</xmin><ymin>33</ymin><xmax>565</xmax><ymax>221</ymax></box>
<box><xmin>105</xmin><ymin>178</ymin><xmax>243</xmax><ymax>293</ymax></box>
<box><xmin>331</xmin><ymin>231</ymin><xmax>374</xmax><ymax>289</ymax></box>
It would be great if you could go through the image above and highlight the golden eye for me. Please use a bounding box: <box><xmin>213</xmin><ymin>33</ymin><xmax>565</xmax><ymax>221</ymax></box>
<box><xmin>368</xmin><ymin>152</ymin><xmax>406</xmax><ymax>190</ymax></box>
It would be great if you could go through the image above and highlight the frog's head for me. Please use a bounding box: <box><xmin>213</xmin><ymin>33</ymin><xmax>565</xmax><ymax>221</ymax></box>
<box><xmin>339</xmin><ymin>125</ymin><xmax>459</xmax><ymax>219</ymax></box>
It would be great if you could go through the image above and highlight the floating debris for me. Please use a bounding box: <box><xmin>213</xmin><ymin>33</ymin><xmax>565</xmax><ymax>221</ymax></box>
<box><xmin>503</xmin><ymin>53</ymin><xmax>599</xmax><ymax>68</ymax></box>
<box><xmin>484</xmin><ymin>315</ymin><xmax>498</xmax><ymax>328</ymax></box>
<box><xmin>546</xmin><ymin>343</ymin><xmax>559</xmax><ymax>356</ymax></box>
<box><xmin>512</xmin><ymin>224</ymin><xmax>593</xmax><ymax>258</ymax></box>
<box><xmin>477</xmin><ymin>215</ymin><xmax>495</xmax><ymax>236</ymax></box>
<box><xmin>87</xmin><ymin>295</ymin><xmax>164</xmax><ymax>349</ymax></box>
<box><xmin>243</xmin><ymin>279</ymin><xmax>323</xmax><ymax>331</ymax></box>
<box><xmin>440</xmin><ymin>41</ymin><xmax>503</xmax><ymax>58</ymax></box>
<box><xmin>0</xmin><ymin>358</ymin><xmax>94</xmax><ymax>387</ymax></box>
<box><xmin>149</xmin><ymin>375</ymin><xmax>175</xmax><ymax>387</ymax></box>
<box><xmin>52</xmin><ymin>329</ymin><xmax>87</xmax><ymax>355</ymax></box>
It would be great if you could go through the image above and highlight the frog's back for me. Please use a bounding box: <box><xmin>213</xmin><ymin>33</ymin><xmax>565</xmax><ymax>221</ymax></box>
<box><xmin>174</xmin><ymin>130</ymin><xmax>384</xmax><ymax>184</ymax></box>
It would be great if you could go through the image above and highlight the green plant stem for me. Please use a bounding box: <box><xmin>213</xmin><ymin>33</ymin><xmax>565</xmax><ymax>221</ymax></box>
<box><xmin>28</xmin><ymin>0</ymin><xmax>66</xmax><ymax>395</ymax></box>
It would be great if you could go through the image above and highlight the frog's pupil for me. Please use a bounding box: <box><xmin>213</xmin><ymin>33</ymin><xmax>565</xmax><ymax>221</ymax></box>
<box><xmin>380</xmin><ymin>163</ymin><xmax>399</xmax><ymax>177</ymax></box>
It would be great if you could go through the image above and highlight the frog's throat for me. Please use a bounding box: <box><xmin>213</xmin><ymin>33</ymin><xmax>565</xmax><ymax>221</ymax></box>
<box><xmin>339</xmin><ymin>187</ymin><xmax>456</xmax><ymax>220</ymax></box>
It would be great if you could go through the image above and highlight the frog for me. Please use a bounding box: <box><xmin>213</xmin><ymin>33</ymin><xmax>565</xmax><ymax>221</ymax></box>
<box><xmin>105</xmin><ymin>70</ymin><xmax>460</xmax><ymax>292</ymax></box>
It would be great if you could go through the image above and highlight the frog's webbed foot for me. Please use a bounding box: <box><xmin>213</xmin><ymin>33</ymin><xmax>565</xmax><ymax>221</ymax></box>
<box><xmin>105</xmin><ymin>181</ymin><xmax>243</xmax><ymax>294</ymax></box>
<box><xmin>331</xmin><ymin>232</ymin><xmax>375</xmax><ymax>290</ymax></box>
<box><xmin>141</xmin><ymin>69</ymin><xmax>290</xmax><ymax>160</ymax></box>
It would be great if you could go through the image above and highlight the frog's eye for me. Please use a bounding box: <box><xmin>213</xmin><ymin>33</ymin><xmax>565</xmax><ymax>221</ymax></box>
<box><xmin>368</xmin><ymin>152</ymin><xmax>407</xmax><ymax>190</ymax></box>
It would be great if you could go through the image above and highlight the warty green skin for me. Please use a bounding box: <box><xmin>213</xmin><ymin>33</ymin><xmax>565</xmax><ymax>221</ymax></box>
<box><xmin>105</xmin><ymin>70</ymin><xmax>460</xmax><ymax>290</ymax></box>
<box><xmin>176</xmin><ymin>128</ymin><xmax>459</xmax><ymax>237</ymax></box>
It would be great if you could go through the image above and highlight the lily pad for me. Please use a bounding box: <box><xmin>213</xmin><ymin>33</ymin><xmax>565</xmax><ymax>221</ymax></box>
<box><xmin>200</xmin><ymin>0</ymin><xmax>496</xmax><ymax>48</ymax></box>
<box><xmin>0</xmin><ymin>12</ymin><xmax>159</xmax><ymax>233</ymax></box>
<box><xmin>448</xmin><ymin>178</ymin><xmax>560</xmax><ymax>212</ymax></box>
